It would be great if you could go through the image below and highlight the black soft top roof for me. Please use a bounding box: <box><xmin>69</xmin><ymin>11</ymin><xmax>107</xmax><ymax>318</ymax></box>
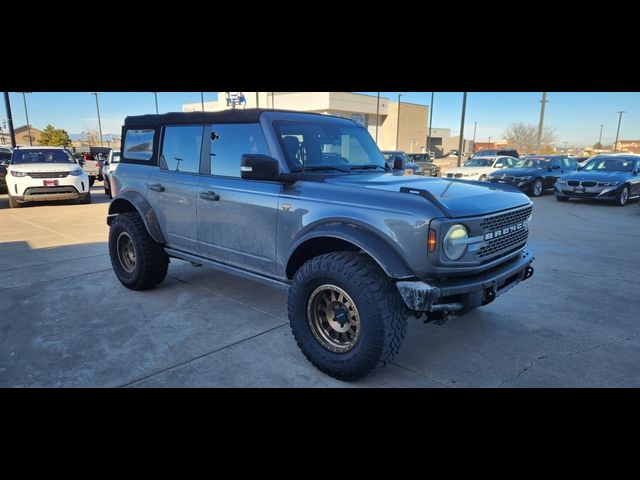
<box><xmin>124</xmin><ymin>108</ymin><xmax>336</xmax><ymax>129</ymax></box>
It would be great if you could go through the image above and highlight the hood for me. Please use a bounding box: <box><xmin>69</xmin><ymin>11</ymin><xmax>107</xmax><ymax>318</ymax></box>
<box><xmin>491</xmin><ymin>167</ymin><xmax>545</xmax><ymax>177</ymax></box>
<box><xmin>9</xmin><ymin>163</ymin><xmax>80</xmax><ymax>173</ymax></box>
<box><xmin>324</xmin><ymin>173</ymin><xmax>530</xmax><ymax>217</ymax></box>
<box><xmin>561</xmin><ymin>170</ymin><xmax>633</xmax><ymax>181</ymax></box>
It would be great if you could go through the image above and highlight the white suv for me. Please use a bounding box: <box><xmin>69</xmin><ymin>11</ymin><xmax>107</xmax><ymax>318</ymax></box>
<box><xmin>5</xmin><ymin>146</ymin><xmax>91</xmax><ymax>208</ymax></box>
<box><xmin>444</xmin><ymin>156</ymin><xmax>518</xmax><ymax>181</ymax></box>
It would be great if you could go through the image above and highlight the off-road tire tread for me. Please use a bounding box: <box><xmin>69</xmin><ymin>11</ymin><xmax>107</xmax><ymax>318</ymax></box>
<box><xmin>288</xmin><ymin>251</ymin><xmax>408</xmax><ymax>381</ymax></box>
<box><xmin>109</xmin><ymin>212</ymin><xmax>168</xmax><ymax>290</ymax></box>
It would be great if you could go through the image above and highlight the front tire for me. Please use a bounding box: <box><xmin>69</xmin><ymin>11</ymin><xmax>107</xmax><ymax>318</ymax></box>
<box><xmin>8</xmin><ymin>194</ymin><xmax>20</xmax><ymax>208</ymax></box>
<box><xmin>529</xmin><ymin>178</ymin><xmax>543</xmax><ymax>197</ymax></box>
<box><xmin>108</xmin><ymin>212</ymin><xmax>169</xmax><ymax>290</ymax></box>
<box><xmin>616</xmin><ymin>185</ymin><xmax>629</xmax><ymax>206</ymax></box>
<box><xmin>555</xmin><ymin>195</ymin><xmax>569</xmax><ymax>202</ymax></box>
<box><xmin>89</xmin><ymin>176</ymin><xmax>95</xmax><ymax>187</ymax></box>
<box><xmin>288</xmin><ymin>251</ymin><xmax>408</xmax><ymax>381</ymax></box>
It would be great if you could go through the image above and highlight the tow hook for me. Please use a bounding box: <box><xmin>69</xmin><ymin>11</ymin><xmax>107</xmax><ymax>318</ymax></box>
<box><xmin>524</xmin><ymin>266</ymin><xmax>534</xmax><ymax>280</ymax></box>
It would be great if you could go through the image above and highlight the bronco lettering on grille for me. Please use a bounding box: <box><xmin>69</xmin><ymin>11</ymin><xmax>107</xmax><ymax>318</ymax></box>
<box><xmin>484</xmin><ymin>220</ymin><xmax>528</xmax><ymax>241</ymax></box>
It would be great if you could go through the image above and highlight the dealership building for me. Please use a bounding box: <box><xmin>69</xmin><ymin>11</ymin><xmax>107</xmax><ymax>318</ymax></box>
<box><xmin>183</xmin><ymin>92</ymin><xmax>467</xmax><ymax>155</ymax></box>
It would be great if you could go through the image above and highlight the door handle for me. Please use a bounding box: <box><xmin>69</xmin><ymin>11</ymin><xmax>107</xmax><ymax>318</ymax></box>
<box><xmin>200</xmin><ymin>191</ymin><xmax>220</xmax><ymax>201</ymax></box>
<box><xmin>149</xmin><ymin>183</ymin><xmax>165</xmax><ymax>192</ymax></box>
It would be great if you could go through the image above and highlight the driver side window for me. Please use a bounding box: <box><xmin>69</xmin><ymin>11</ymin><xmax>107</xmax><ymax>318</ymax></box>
<box><xmin>551</xmin><ymin>158</ymin><xmax>561</xmax><ymax>169</ymax></box>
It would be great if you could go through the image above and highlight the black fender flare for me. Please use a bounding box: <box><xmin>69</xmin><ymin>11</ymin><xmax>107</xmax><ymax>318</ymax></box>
<box><xmin>286</xmin><ymin>223</ymin><xmax>414</xmax><ymax>280</ymax></box>
<box><xmin>107</xmin><ymin>190</ymin><xmax>166</xmax><ymax>244</ymax></box>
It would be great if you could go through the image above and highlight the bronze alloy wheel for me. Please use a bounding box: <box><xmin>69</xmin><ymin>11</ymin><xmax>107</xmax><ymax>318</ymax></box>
<box><xmin>116</xmin><ymin>231</ymin><xmax>136</xmax><ymax>273</ymax></box>
<box><xmin>307</xmin><ymin>284</ymin><xmax>361</xmax><ymax>353</ymax></box>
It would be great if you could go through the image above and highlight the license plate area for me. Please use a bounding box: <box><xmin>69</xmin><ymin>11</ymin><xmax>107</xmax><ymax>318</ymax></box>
<box><xmin>43</xmin><ymin>179</ymin><xmax>59</xmax><ymax>187</ymax></box>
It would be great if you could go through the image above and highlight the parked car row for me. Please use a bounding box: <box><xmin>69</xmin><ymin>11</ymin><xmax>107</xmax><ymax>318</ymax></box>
<box><xmin>444</xmin><ymin>151</ymin><xmax>640</xmax><ymax>206</ymax></box>
<box><xmin>381</xmin><ymin>151</ymin><xmax>441</xmax><ymax>177</ymax></box>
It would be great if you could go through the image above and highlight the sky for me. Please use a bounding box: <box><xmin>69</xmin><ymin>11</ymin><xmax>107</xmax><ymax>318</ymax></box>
<box><xmin>2</xmin><ymin>92</ymin><xmax>638</xmax><ymax>146</ymax></box>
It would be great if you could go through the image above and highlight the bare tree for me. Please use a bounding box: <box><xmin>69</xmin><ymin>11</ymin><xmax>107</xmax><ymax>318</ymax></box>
<box><xmin>503</xmin><ymin>122</ymin><xmax>557</xmax><ymax>154</ymax></box>
<box><xmin>81</xmin><ymin>128</ymin><xmax>101</xmax><ymax>146</ymax></box>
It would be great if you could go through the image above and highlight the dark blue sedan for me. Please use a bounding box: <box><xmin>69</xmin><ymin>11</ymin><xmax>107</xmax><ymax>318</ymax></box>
<box><xmin>488</xmin><ymin>155</ymin><xmax>578</xmax><ymax>197</ymax></box>
<box><xmin>555</xmin><ymin>154</ymin><xmax>640</xmax><ymax>206</ymax></box>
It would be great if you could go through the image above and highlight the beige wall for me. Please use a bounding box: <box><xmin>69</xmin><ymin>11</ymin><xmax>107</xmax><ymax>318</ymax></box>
<box><xmin>14</xmin><ymin>127</ymin><xmax>43</xmax><ymax>146</ymax></box>
<box><xmin>378</xmin><ymin>102</ymin><xmax>428</xmax><ymax>152</ymax></box>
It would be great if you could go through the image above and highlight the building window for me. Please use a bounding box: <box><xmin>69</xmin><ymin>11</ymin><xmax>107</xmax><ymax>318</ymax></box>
<box><xmin>351</xmin><ymin>113</ymin><xmax>368</xmax><ymax>127</ymax></box>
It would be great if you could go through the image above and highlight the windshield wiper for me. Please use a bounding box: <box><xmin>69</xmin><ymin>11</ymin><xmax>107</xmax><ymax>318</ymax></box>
<box><xmin>350</xmin><ymin>164</ymin><xmax>389</xmax><ymax>171</ymax></box>
<box><xmin>292</xmin><ymin>165</ymin><xmax>351</xmax><ymax>173</ymax></box>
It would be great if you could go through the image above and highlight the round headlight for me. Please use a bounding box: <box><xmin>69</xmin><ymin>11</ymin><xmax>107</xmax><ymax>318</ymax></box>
<box><xmin>444</xmin><ymin>224</ymin><xmax>468</xmax><ymax>260</ymax></box>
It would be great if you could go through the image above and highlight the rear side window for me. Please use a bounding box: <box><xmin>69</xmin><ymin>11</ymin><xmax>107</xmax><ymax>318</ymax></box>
<box><xmin>210</xmin><ymin>123</ymin><xmax>270</xmax><ymax>177</ymax></box>
<box><xmin>0</xmin><ymin>152</ymin><xmax>11</xmax><ymax>161</ymax></box>
<box><xmin>123</xmin><ymin>129</ymin><xmax>155</xmax><ymax>161</ymax></box>
<box><xmin>161</xmin><ymin>126</ymin><xmax>204</xmax><ymax>174</ymax></box>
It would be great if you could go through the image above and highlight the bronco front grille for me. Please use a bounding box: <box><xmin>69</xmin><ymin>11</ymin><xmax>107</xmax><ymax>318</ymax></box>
<box><xmin>28</xmin><ymin>172</ymin><xmax>69</xmax><ymax>178</ymax></box>
<box><xmin>477</xmin><ymin>205</ymin><xmax>532</xmax><ymax>260</ymax></box>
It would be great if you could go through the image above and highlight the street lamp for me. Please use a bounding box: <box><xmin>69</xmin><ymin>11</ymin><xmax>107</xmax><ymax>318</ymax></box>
<box><xmin>614</xmin><ymin>111</ymin><xmax>626</xmax><ymax>152</ymax></box>
<box><xmin>151</xmin><ymin>92</ymin><xmax>159</xmax><ymax>114</ymax></box>
<box><xmin>375</xmin><ymin>92</ymin><xmax>380</xmax><ymax>144</ymax></box>
<box><xmin>457</xmin><ymin>92</ymin><xmax>467</xmax><ymax>167</ymax></box>
<box><xmin>536</xmin><ymin>92</ymin><xmax>549</xmax><ymax>153</ymax></box>
<box><xmin>22</xmin><ymin>92</ymin><xmax>32</xmax><ymax>146</ymax></box>
<box><xmin>598</xmin><ymin>124</ymin><xmax>603</xmax><ymax>148</ymax></box>
<box><xmin>488</xmin><ymin>136</ymin><xmax>492</xmax><ymax>147</ymax></box>
<box><xmin>2</xmin><ymin>93</ymin><xmax>16</xmax><ymax>147</ymax></box>
<box><xmin>396</xmin><ymin>93</ymin><xmax>403</xmax><ymax>150</ymax></box>
<box><xmin>201</xmin><ymin>92</ymin><xmax>205</xmax><ymax>111</ymax></box>
<box><xmin>426</xmin><ymin>92</ymin><xmax>434</xmax><ymax>155</ymax></box>
<box><xmin>91</xmin><ymin>93</ymin><xmax>104</xmax><ymax>147</ymax></box>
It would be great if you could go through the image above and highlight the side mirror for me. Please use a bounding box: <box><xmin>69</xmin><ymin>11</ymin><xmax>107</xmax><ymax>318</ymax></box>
<box><xmin>240</xmin><ymin>154</ymin><xmax>280</xmax><ymax>181</ymax></box>
<box><xmin>393</xmin><ymin>156</ymin><xmax>404</xmax><ymax>170</ymax></box>
<box><xmin>495</xmin><ymin>163</ymin><xmax>504</xmax><ymax>168</ymax></box>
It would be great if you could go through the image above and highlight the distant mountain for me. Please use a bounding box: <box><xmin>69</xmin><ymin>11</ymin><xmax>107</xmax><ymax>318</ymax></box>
<box><xmin>69</xmin><ymin>133</ymin><xmax>120</xmax><ymax>141</ymax></box>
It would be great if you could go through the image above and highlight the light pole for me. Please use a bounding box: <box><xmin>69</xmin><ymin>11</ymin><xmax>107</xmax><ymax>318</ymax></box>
<box><xmin>472</xmin><ymin>121</ymin><xmax>477</xmax><ymax>146</ymax></box>
<box><xmin>22</xmin><ymin>92</ymin><xmax>32</xmax><ymax>146</ymax></box>
<box><xmin>488</xmin><ymin>136</ymin><xmax>492</xmax><ymax>148</ymax></box>
<box><xmin>396</xmin><ymin>93</ymin><xmax>403</xmax><ymax>150</ymax></box>
<box><xmin>614</xmin><ymin>111</ymin><xmax>626</xmax><ymax>152</ymax></box>
<box><xmin>152</xmin><ymin>92</ymin><xmax>159</xmax><ymax>114</ymax></box>
<box><xmin>457</xmin><ymin>92</ymin><xmax>467</xmax><ymax>167</ymax></box>
<box><xmin>201</xmin><ymin>92</ymin><xmax>205</xmax><ymax>111</ymax></box>
<box><xmin>255</xmin><ymin>92</ymin><xmax>259</xmax><ymax>109</ymax></box>
<box><xmin>92</xmin><ymin>93</ymin><xmax>104</xmax><ymax>147</ymax></box>
<box><xmin>426</xmin><ymin>92</ymin><xmax>434</xmax><ymax>155</ymax></box>
<box><xmin>375</xmin><ymin>92</ymin><xmax>380</xmax><ymax>144</ymax></box>
<box><xmin>598</xmin><ymin>123</ymin><xmax>603</xmax><ymax>148</ymax></box>
<box><xmin>271</xmin><ymin>92</ymin><xmax>275</xmax><ymax>109</ymax></box>
<box><xmin>3</xmin><ymin>93</ymin><xmax>16</xmax><ymax>148</ymax></box>
<box><xmin>536</xmin><ymin>92</ymin><xmax>548</xmax><ymax>153</ymax></box>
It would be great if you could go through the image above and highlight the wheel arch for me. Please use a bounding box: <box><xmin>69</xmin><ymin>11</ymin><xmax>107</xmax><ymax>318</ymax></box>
<box><xmin>107</xmin><ymin>191</ymin><xmax>166</xmax><ymax>244</ymax></box>
<box><xmin>285</xmin><ymin>224</ymin><xmax>414</xmax><ymax>280</ymax></box>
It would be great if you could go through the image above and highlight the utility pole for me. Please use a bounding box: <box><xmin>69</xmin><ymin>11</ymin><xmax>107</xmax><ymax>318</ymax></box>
<box><xmin>472</xmin><ymin>121</ymin><xmax>477</xmax><ymax>146</ymax></box>
<box><xmin>457</xmin><ymin>92</ymin><xmax>467</xmax><ymax>167</ymax></box>
<box><xmin>375</xmin><ymin>92</ymin><xmax>380</xmax><ymax>144</ymax></box>
<box><xmin>3</xmin><ymin>92</ymin><xmax>16</xmax><ymax>147</ymax></box>
<box><xmin>396</xmin><ymin>93</ymin><xmax>403</xmax><ymax>150</ymax></box>
<box><xmin>152</xmin><ymin>92</ymin><xmax>159</xmax><ymax>114</ymax></box>
<box><xmin>22</xmin><ymin>92</ymin><xmax>32</xmax><ymax>146</ymax></box>
<box><xmin>201</xmin><ymin>92</ymin><xmax>205</xmax><ymax>111</ymax></box>
<box><xmin>92</xmin><ymin>93</ymin><xmax>104</xmax><ymax>147</ymax></box>
<box><xmin>488</xmin><ymin>136</ymin><xmax>492</xmax><ymax>149</ymax></box>
<box><xmin>426</xmin><ymin>92</ymin><xmax>434</xmax><ymax>155</ymax></box>
<box><xmin>598</xmin><ymin>123</ymin><xmax>603</xmax><ymax>147</ymax></box>
<box><xmin>614</xmin><ymin>111</ymin><xmax>626</xmax><ymax>152</ymax></box>
<box><xmin>536</xmin><ymin>92</ymin><xmax>548</xmax><ymax>153</ymax></box>
<box><xmin>271</xmin><ymin>92</ymin><xmax>275</xmax><ymax>109</ymax></box>
<box><xmin>255</xmin><ymin>92</ymin><xmax>259</xmax><ymax>109</ymax></box>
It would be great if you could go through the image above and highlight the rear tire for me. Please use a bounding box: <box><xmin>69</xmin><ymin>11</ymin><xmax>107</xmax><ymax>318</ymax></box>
<box><xmin>616</xmin><ymin>186</ymin><xmax>629</xmax><ymax>206</ymax></box>
<box><xmin>288</xmin><ymin>251</ymin><xmax>408</xmax><ymax>381</ymax></box>
<box><xmin>108</xmin><ymin>212</ymin><xmax>169</xmax><ymax>290</ymax></box>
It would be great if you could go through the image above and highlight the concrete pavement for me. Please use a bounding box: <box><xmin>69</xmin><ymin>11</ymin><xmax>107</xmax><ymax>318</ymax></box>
<box><xmin>1</xmin><ymin>184</ymin><xmax>639</xmax><ymax>387</ymax></box>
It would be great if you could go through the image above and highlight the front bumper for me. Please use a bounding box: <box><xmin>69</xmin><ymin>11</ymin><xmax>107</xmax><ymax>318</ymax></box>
<box><xmin>396</xmin><ymin>246</ymin><xmax>534</xmax><ymax>313</ymax></box>
<box><xmin>7</xmin><ymin>173</ymin><xmax>89</xmax><ymax>197</ymax></box>
<box><xmin>488</xmin><ymin>177</ymin><xmax>533</xmax><ymax>192</ymax></box>
<box><xmin>555</xmin><ymin>182</ymin><xmax>621</xmax><ymax>199</ymax></box>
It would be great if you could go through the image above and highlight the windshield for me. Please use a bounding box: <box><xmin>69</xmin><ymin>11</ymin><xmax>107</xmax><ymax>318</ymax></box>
<box><xmin>11</xmin><ymin>149</ymin><xmax>76</xmax><ymax>165</ymax></box>
<box><xmin>464</xmin><ymin>158</ymin><xmax>494</xmax><ymax>167</ymax></box>
<box><xmin>110</xmin><ymin>151</ymin><xmax>121</xmax><ymax>163</ymax></box>
<box><xmin>517</xmin><ymin>158</ymin><xmax>550</xmax><ymax>168</ymax></box>
<box><xmin>584</xmin><ymin>157</ymin><xmax>636</xmax><ymax>172</ymax></box>
<box><xmin>274</xmin><ymin>121</ymin><xmax>387</xmax><ymax>172</ymax></box>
